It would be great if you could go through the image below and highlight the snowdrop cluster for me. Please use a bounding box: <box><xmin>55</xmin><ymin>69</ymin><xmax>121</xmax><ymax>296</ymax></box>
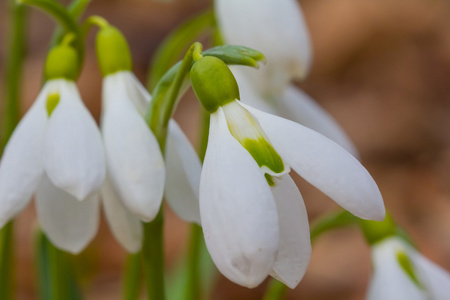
<box><xmin>0</xmin><ymin>25</ymin><xmax>200</xmax><ymax>255</ymax></box>
<box><xmin>1</xmin><ymin>1</ymin><xmax>449</xmax><ymax>297</ymax></box>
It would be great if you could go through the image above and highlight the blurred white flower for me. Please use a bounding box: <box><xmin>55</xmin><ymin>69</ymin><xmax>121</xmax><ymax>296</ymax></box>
<box><xmin>101</xmin><ymin>70</ymin><xmax>201</xmax><ymax>252</ymax></box>
<box><xmin>215</xmin><ymin>0</ymin><xmax>358</xmax><ymax>156</ymax></box>
<box><xmin>368</xmin><ymin>237</ymin><xmax>450</xmax><ymax>300</ymax></box>
<box><xmin>0</xmin><ymin>79</ymin><xmax>105</xmax><ymax>253</ymax></box>
<box><xmin>200</xmin><ymin>99</ymin><xmax>384</xmax><ymax>288</ymax></box>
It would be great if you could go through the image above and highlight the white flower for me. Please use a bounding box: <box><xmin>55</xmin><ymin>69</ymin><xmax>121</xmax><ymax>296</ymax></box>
<box><xmin>368</xmin><ymin>237</ymin><xmax>450</xmax><ymax>300</ymax></box>
<box><xmin>216</xmin><ymin>0</ymin><xmax>358</xmax><ymax>157</ymax></box>
<box><xmin>0</xmin><ymin>79</ymin><xmax>105</xmax><ymax>253</ymax></box>
<box><xmin>200</xmin><ymin>99</ymin><xmax>384</xmax><ymax>288</ymax></box>
<box><xmin>215</xmin><ymin>0</ymin><xmax>312</xmax><ymax>94</ymax></box>
<box><xmin>100</xmin><ymin>71</ymin><xmax>201</xmax><ymax>252</ymax></box>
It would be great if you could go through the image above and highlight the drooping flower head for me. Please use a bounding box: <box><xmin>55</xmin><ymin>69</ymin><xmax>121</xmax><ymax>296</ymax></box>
<box><xmin>190</xmin><ymin>55</ymin><xmax>384</xmax><ymax>288</ymax></box>
<box><xmin>360</xmin><ymin>216</ymin><xmax>450</xmax><ymax>300</ymax></box>
<box><xmin>0</xmin><ymin>43</ymin><xmax>105</xmax><ymax>253</ymax></box>
<box><xmin>368</xmin><ymin>237</ymin><xmax>450</xmax><ymax>300</ymax></box>
<box><xmin>95</xmin><ymin>24</ymin><xmax>202</xmax><ymax>252</ymax></box>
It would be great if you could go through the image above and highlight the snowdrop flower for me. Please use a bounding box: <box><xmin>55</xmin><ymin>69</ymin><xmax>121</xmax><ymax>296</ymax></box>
<box><xmin>96</xmin><ymin>25</ymin><xmax>201</xmax><ymax>252</ymax></box>
<box><xmin>368</xmin><ymin>237</ymin><xmax>450</xmax><ymax>300</ymax></box>
<box><xmin>190</xmin><ymin>56</ymin><xmax>384</xmax><ymax>288</ymax></box>
<box><xmin>215</xmin><ymin>0</ymin><xmax>358</xmax><ymax>156</ymax></box>
<box><xmin>0</xmin><ymin>45</ymin><xmax>104</xmax><ymax>253</ymax></box>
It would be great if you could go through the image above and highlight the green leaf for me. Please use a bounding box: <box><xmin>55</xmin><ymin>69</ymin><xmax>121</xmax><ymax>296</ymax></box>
<box><xmin>203</xmin><ymin>45</ymin><xmax>266</xmax><ymax>69</ymax></box>
<box><xmin>147</xmin><ymin>10</ymin><xmax>215</xmax><ymax>91</ymax></box>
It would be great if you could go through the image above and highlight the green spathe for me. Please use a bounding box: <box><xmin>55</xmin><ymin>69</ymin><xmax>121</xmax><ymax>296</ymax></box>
<box><xmin>190</xmin><ymin>56</ymin><xmax>239</xmax><ymax>113</ymax></box>
<box><xmin>96</xmin><ymin>26</ymin><xmax>132</xmax><ymax>77</ymax></box>
<box><xmin>45</xmin><ymin>45</ymin><xmax>79</xmax><ymax>81</ymax></box>
<box><xmin>360</xmin><ymin>213</ymin><xmax>396</xmax><ymax>245</ymax></box>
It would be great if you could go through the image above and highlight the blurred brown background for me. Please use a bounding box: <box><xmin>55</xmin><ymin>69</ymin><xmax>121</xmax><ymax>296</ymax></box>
<box><xmin>1</xmin><ymin>0</ymin><xmax>450</xmax><ymax>299</ymax></box>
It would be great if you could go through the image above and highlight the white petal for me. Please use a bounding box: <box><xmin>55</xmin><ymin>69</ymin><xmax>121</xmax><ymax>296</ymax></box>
<box><xmin>230</xmin><ymin>67</ymin><xmax>278</xmax><ymax>114</ymax></box>
<box><xmin>43</xmin><ymin>80</ymin><xmax>105</xmax><ymax>200</ymax></box>
<box><xmin>165</xmin><ymin>120</ymin><xmax>201</xmax><ymax>224</ymax></box>
<box><xmin>243</xmin><ymin>103</ymin><xmax>385</xmax><ymax>221</ymax></box>
<box><xmin>120</xmin><ymin>71</ymin><xmax>151</xmax><ymax>113</ymax></box>
<box><xmin>101</xmin><ymin>175</ymin><xmax>143</xmax><ymax>253</ymax></box>
<box><xmin>200</xmin><ymin>108</ymin><xmax>279</xmax><ymax>288</ymax></box>
<box><xmin>0</xmin><ymin>82</ymin><xmax>51</xmax><ymax>227</ymax></box>
<box><xmin>102</xmin><ymin>75</ymin><xmax>165</xmax><ymax>222</ymax></box>
<box><xmin>269</xmin><ymin>175</ymin><xmax>311</xmax><ymax>289</ymax></box>
<box><xmin>367</xmin><ymin>238</ymin><xmax>425</xmax><ymax>300</ymax></box>
<box><xmin>36</xmin><ymin>175</ymin><xmax>100</xmax><ymax>254</ymax></box>
<box><xmin>215</xmin><ymin>0</ymin><xmax>312</xmax><ymax>93</ymax></box>
<box><xmin>411</xmin><ymin>250</ymin><xmax>450</xmax><ymax>300</ymax></box>
<box><xmin>279</xmin><ymin>86</ymin><xmax>359</xmax><ymax>157</ymax></box>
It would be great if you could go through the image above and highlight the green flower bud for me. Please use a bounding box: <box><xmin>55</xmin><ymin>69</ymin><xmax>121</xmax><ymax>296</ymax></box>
<box><xmin>44</xmin><ymin>45</ymin><xmax>79</xmax><ymax>81</ymax></box>
<box><xmin>360</xmin><ymin>212</ymin><xmax>396</xmax><ymax>245</ymax></box>
<box><xmin>190</xmin><ymin>56</ymin><xmax>240</xmax><ymax>113</ymax></box>
<box><xmin>96</xmin><ymin>26</ymin><xmax>132</xmax><ymax>76</ymax></box>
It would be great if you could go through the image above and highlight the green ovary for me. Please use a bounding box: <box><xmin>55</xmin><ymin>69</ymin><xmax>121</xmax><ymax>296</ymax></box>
<box><xmin>46</xmin><ymin>93</ymin><xmax>60</xmax><ymax>116</ymax></box>
<box><xmin>242</xmin><ymin>138</ymin><xmax>285</xmax><ymax>174</ymax></box>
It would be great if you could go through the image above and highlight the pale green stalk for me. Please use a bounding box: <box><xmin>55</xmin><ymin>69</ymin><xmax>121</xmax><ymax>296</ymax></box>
<box><xmin>140</xmin><ymin>43</ymin><xmax>200</xmax><ymax>300</ymax></box>
<box><xmin>122</xmin><ymin>253</ymin><xmax>142</xmax><ymax>300</ymax></box>
<box><xmin>0</xmin><ymin>1</ymin><xmax>27</xmax><ymax>299</ymax></box>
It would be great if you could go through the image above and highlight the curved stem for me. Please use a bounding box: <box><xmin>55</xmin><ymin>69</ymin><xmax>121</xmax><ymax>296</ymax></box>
<box><xmin>80</xmin><ymin>15</ymin><xmax>109</xmax><ymax>39</ymax></box>
<box><xmin>50</xmin><ymin>0</ymin><xmax>91</xmax><ymax>49</ymax></box>
<box><xmin>19</xmin><ymin>0</ymin><xmax>78</xmax><ymax>32</ymax></box>
<box><xmin>20</xmin><ymin>0</ymin><xmax>83</xmax><ymax>61</ymax></box>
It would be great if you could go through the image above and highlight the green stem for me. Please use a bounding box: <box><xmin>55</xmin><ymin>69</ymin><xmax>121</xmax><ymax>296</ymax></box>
<box><xmin>0</xmin><ymin>2</ymin><xmax>27</xmax><ymax>299</ymax></box>
<box><xmin>36</xmin><ymin>231</ymin><xmax>82</xmax><ymax>300</ymax></box>
<box><xmin>0</xmin><ymin>222</ymin><xmax>14</xmax><ymax>300</ymax></box>
<box><xmin>19</xmin><ymin>0</ymin><xmax>78</xmax><ymax>33</ymax></box>
<box><xmin>141</xmin><ymin>210</ymin><xmax>165</xmax><ymax>300</ymax></box>
<box><xmin>122</xmin><ymin>253</ymin><xmax>142</xmax><ymax>300</ymax></box>
<box><xmin>262</xmin><ymin>210</ymin><xmax>360</xmax><ymax>300</ymax></box>
<box><xmin>262</xmin><ymin>280</ymin><xmax>289</xmax><ymax>300</ymax></box>
<box><xmin>20</xmin><ymin>0</ymin><xmax>83</xmax><ymax>62</ymax></box>
<box><xmin>1</xmin><ymin>0</ymin><xmax>26</xmax><ymax>149</ymax></box>
<box><xmin>184</xmin><ymin>224</ymin><xmax>203</xmax><ymax>300</ymax></box>
<box><xmin>140</xmin><ymin>43</ymin><xmax>200</xmax><ymax>300</ymax></box>
<box><xmin>80</xmin><ymin>15</ymin><xmax>109</xmax><ymax>39</ymax></box>
<box><xmin>50</xmin><ymin>0</ymin><xmax>91</xmax><ymax>47</ymax></box>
